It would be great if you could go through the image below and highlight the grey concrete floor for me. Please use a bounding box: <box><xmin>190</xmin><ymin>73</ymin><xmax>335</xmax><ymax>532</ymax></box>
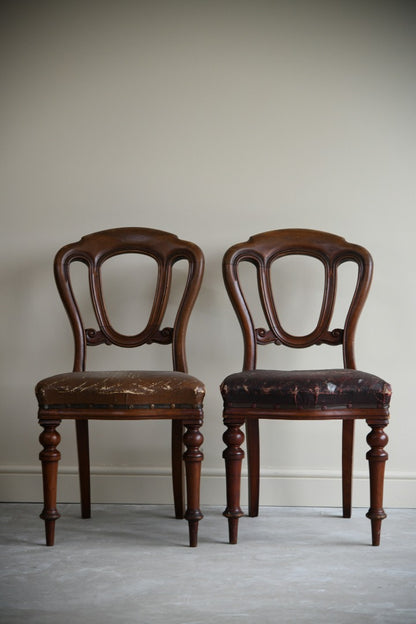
<box><xmin>1</xmin><ymin>504</ymin><xmax>415</xmax><ymax>624</ymax></box>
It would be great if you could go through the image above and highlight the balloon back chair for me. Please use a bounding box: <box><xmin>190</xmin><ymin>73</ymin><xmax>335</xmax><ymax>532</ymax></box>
<box><xmin>221</xmin><ymin>229</ymin><xmax>391</xmax><ymax>545</ymax></box>
<box><xmin>36</xmin><ymin>228</ymin><xmax>205</xmax><ymax>547</ymax></box>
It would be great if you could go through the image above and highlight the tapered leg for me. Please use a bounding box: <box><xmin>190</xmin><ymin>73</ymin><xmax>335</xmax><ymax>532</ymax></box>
<box><xmin>342</xmin><ymin>419</ymin><xmax>354</xmax><ymax>518</ymax></box>
<box><xmin>223</xmin><ymin>420</ymin><xmax>245</xmax><ymax>544</ymax></box>
<box><xmin>39</xmin><ymin>420</ymin><xmax>61</xmax><ymax>546</ymax></box>
<box><xmin>183</xmin><ymin>423</ymin><xmax>204</xmax><ymax>547</ymax></box>
<box><xmin>172</xmin><ymin>420</ymin><xmax>185</xmax><ymax>519</ymax></box>
<box><xmin>366</xmin><ymin>420</ymin><xmax>389</xmax><ymax>546</ymax></box>
<box><xmin>246</xmin><ymin>418</ymin><xmax>260</xmax><ymax>517</ymax></box>
<box><xmin>76</xmin><ymin>420</ymin><xmax>91</xmax><ymax>519</ymax></box>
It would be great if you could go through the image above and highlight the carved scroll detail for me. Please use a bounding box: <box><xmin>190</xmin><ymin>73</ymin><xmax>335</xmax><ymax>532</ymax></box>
<box><xmin>316</xmin><ymin>328</ymin><xmax>344</xmax><ymax>346</ymax></box>
<box><xmin>147</xmin><ymin>327</ymin><xmax>173</xmax><ymax>345</ymax></box>
<box><xmin>255</xmin><ymin>327</ymin><xmax>343</xmax><ymax>346</ymax></box>
<box><xmin>85</xmin><ymin>326</ymin><xmax>174</xmax><ymax>346</ymax></box>
<box><xmin>256</xmin><ymin>328</ymin><xmax>281</xmax><ymax>345</ymax></box>
<box><xmin>85</xmin><ymin>328</ymin><xmax>111</xmax><ymax>346</ymax></box>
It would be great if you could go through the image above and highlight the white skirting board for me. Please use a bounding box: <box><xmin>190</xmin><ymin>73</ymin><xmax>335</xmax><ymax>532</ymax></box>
<box><xmin>0</xmin><ymin>466</ymin><xmax>415</xmax><ymax>508</ymax></box>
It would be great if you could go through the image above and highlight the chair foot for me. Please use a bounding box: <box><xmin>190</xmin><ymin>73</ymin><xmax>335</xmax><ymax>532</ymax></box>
<box><xmin>187</xmin><ymin>519</ymin><xmax>199</xmax><ymax>547</ymax></box>
<box><xmin>41</xmin><ymin>517</ymin><xmax>59</xmax><ymax>546</ymax></box>
<box><xmin>366</xmin><ymin>512</ymin><xmax>386</xmax><ymax>546</ymax></box>
<box><xmin>228</xmin><ymin>517</ymin><xmax>239</xmax><ymax>544</ymax></box>
<box><xmin>343</xmin><ymin>507</ymin><xmax>352</xmax><ymax>519</ymax></box>
<box><xmin>184</xmin><ymin>510</ymin><xmax>203</xmax><ymax>546</ymax></box>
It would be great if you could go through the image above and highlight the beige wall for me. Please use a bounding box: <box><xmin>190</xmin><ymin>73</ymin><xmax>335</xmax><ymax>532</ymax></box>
<box><xmin>1</xmin><ymin>1</ymin><xmax>415</xmax><ymax>509</ymax></box>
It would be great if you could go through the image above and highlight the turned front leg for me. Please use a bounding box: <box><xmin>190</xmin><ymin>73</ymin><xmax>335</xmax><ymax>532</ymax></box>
<box><xmin>366</xmin><ymin>421</ymin><xmax>389</xmax><ymax>546</ymax></box>
<box><xmin>183</xmin><ymin>423</ymin><xmax>204</xmax><ymax>547</ymax></box>
<box><xmin>223</xmin><ymin>420</ymin><xmax>245</xmax><ymax>544</ymax></box>
<box><xmin>39</xmin><ymin>420</ymin><xmax>61</xmax><ymax>546</ymax></box>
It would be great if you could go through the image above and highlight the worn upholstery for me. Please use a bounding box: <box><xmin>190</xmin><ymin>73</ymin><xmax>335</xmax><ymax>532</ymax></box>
<box><xmin>221</xmin><ymin>369</ymin><xmax>391</xmax><ymax>410</ymax></box>
<box><xmin>36</xmin><ymin>371</ymin><xmax>205</xmax><ymax>410</ymax></box>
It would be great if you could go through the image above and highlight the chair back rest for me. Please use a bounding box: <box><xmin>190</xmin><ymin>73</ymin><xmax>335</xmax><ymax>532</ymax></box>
<box><xmin>223</xmin><ymin>229</ymin><xmax>373</xmax><ymax>370</ymax></box>
<box><xmin>54</xmin><ymin>228</ymin><xmax>204</xmax><ymax>372</ymax></box>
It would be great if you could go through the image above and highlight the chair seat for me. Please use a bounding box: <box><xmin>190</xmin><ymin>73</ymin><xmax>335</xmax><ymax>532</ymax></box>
<box><xmin>36</xmin><ymin>370</ymin><xmax>205</xmax><ymax>410</ymax></box>
<box><xmin>221</xmin><ymin>369</ymin><xmax>391</xmax><ymax>410</ymax></box>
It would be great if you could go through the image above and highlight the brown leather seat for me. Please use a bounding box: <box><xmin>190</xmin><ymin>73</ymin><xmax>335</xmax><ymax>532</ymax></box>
<box><xmin>221</xmin><ymin>229</ymin><xmax>391</xmax><ymax>546</ymax></box>
<box><xmin>221</xmin><ymin>369</ymin><xmax>391</xmax><ymax>410</ymax></box>
<box><xmin>36</xmin><ymin>228</ymin><xmax>205</xmax><ymax>547</ymax></box>
<box><xmin>37</xmin><ymin>371</ymin><xmax>205</xmax><ymax>411</ymax></box>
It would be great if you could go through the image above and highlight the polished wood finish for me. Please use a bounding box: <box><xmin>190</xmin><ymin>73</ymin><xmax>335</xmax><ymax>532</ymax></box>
<box><xmin>36</xmin><ymin>228</ymin><xmax>205</xmax><ymax>546</ymax></box>
<box><xmin>221</xmin><ymin>229</ymin><xmax>391</xmax><ymax>545</ymax></box>
<box><xmin>342</xmin><ymin>419</ymin><xmax>354</xmax><ymax>518</ymax></box>
<box><xmin>39</xmin><ymin>421</ymin><xmax>61</xmax><ymax>546</ymax></box>
<box><xmin>366</xmin><ymin>421</ymin><xmax>389</xmax><ymax>546</ymax></box>
<box><xmin>222</xmin><ymin>421</ymin><xmax>245</xmax><ymax>544</ymax></box>
<box><xmin>75</xmin><ymin>420</ymin><xmax>91</xmax><ymax>519</ymax></box>
<box><xmin>183</xmin><ymin>423</ymin><xmax>204</xmax><ymax>547</ymax></box>
<box><xmin>172</xmin><ymin>420</ymin><xmax>185</xmax><ymax>519</ymax></box>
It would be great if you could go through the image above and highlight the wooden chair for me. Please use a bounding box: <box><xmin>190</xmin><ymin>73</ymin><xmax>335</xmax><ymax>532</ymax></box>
<box><xmin>221</xmin><ymin>229</ymin><xmax>391</xmax><ymax>545</ymax></box>
<box><xmin>35</xmin><ymin>228</ymin><xmax>205</xmax><ymax>547</ymax></box>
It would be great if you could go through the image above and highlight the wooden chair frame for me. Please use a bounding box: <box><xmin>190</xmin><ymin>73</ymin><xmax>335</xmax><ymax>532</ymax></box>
<box><xmin>221</xmin><ymin>229</ymin><xmax>390</xmax><ymax>545</ymax></box>
<box><xmin>36</xmin><ymin>228</ymin><xmax>205</xmax><ymax>546</ymax></box>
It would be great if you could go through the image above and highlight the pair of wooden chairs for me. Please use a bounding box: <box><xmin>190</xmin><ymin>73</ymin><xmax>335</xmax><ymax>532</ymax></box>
<box><xmin>35</xmin><ymin>228</ymin><xmax>391</xmax><ymax>547</ymax></box>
